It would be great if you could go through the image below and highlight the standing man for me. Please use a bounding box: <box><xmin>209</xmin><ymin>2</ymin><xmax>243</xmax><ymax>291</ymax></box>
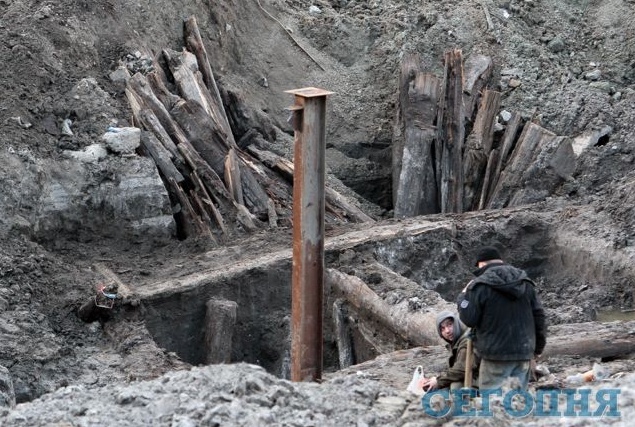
<box><xmin>456</xmin><ymin>246</ymin><xmax>546</xmax><ymax>390</ymax></box>
<box><xmin>421</xmin><ymin>311</ymin><xmax>480</xmax><ymax>391</ymax></box>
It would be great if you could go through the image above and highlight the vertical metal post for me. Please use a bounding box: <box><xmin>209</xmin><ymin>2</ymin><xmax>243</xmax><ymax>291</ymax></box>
<box><xmin>286</xmin><ymin>87</ymin><xmax>334</xmax><ymax>382</ymax></box>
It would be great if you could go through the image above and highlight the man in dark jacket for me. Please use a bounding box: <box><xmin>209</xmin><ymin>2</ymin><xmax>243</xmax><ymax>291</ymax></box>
<box><xmin>421</xmin><ymin>311</ymin><xmax>480</xmax><ymax>391</ymax></box>
<box><xmin>456</xmin><ymin>246</ymin><xmax>547</xmax><ymax>390</ymax></box>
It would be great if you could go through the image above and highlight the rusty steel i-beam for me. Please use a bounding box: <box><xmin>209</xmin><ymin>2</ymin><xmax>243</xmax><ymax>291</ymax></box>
<box><xmin>286</xmin><ymin>87</ymin><xmax>334</xmax><ymax>382</ymax></box>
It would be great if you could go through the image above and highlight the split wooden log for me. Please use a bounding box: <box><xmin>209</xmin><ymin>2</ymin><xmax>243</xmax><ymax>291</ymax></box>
<box><xmin>484</xmin><ymin>111</ymin><xmax>522</xmax><ymax>208</ymax></box>
<box><xmin>438</xmin><ymin>49</ymin><xmax>466</xmax><ymax>214</ymax></box>
<box><xmin>487</xmin><ymin>121</ymin><xmax>559</xmax><ymax>209</ymax></box>
<box><xmin>477</xmin><ymin>148</ymin><xmax>500</xmax><ymax>210</ymax></box>
<box><xmin>246</xmin><ymin>145</ymin><xmax>374</xmax><ymax>223</ymax></box>
<box><xmin>326</xmin><ymin>268</ymin><xmax>448</xmax><ymax>347</ymax></box>
<box><xmin>163</xmin><ymin>48</ymin><xmax>233</xmax><ymax>149</ymax></box>
<box><xmin>139</xmin><ymin>132</ymin><xmax>185</xmax><ymax>184</ymax></box>
<box><xmin>183</xmin><ymin>15</ymin><xmax>235</xmax><ymax>144</ymax></box>
<box><xmin>190</xmin><ymin>169</ymin><xmax>228</xmax><ymax>235</ymax></box>
<box><xmin>177</xmin><ymin>141</ymin><xmax>236</xmax><ymax>222</ymax></box>
<box><xmin>147</xmin><ymin>71</ymin><xmax>181</xmax><ymax>113</ymax></box>
<box><xmin>392</xmin><ymin>53</ymin><xmax>423</xmax><ymax>208</ymax></box>
<box><xmin>462</xmin><ymin>54</ymin><xmax>493</xmax><ymax>121</ymax></box>
<box><xmin>224</xmin><ymin>148</ymin><xmax>245</xmax><ymax>206</ymax></box>
<box><xmin>169</xmin><ymin>176</ymin><xmax>212</xmax><ymax>239</ymax></box>
<box><xmin>462</xmin><ymin>89</ymin><xmax>501</xmax><ymax>211</ymax></box>
<box><xmin>204</xmin><ymin>299</ymin><xmax>238</xmax><ymax>364</ymax></box>
<box><xmin>126</xmin><ymin>88</ymin><xmax>182</xmax><ymax>163</ymax></box>
<box><xmin>393</xmin><ymin>60</ymin><xmax>441</xmax><ymax>217</ymax></box>
<box><xmin>234</xmin><ymin>151</ymin><xmax>271</xmax><ymax>217</ymax></box>
<box><xmin>126</xmin><ymin>73</ymin><xmax>190</xmax><ymax>147</ymax></box>
<box><xmin>170</xmin><ymin>99</ymin><xmax>232</xmax><ymax>178</ymax></box>
<box><xmin>170</xmin><ymin>99</ymin><xmax>269</xmax><ymax>217</ymax></box>
<box><xmin>333</xmin><ymin>298</ymin><xmax>356</xmax><ymax>369</ymax></box>
<box><xmin>190</xmin><ymin>189</ymin><xmax>218</xmax><ymax>243</ymax></box>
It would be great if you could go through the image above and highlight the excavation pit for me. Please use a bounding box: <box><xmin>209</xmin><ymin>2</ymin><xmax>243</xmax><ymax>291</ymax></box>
<box><xmin>138</xmin><ymin>214</ymin><xmax>635</xmax><ymax>375</ymax></box>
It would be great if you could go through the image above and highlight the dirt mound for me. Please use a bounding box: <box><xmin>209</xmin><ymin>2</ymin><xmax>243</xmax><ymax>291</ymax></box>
<box><xmin>1</xmin><ymin>0</ymin><xmax>635</xmax><ymax>424</ymax></box>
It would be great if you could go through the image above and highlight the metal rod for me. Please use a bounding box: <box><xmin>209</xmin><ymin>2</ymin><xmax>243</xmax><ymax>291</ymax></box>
<box><xmin>286</xmin><ymin>87</ymin><xmax>334</xmax><ymax>382</ymax></box>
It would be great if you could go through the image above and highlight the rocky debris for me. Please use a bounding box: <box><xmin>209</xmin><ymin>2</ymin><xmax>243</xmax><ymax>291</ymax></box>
<box><xmin>62</xmin><ymin>143</ymin><xmax>108</xmax><ymax>163</ymax></box>
<box><xmin>2</xmin><ymin>364</ymin><xmax>409</xmax><ymax>426</ymax></box>
<box><xmin>0</xmin><ymin>366</ymin><xmax>15</xmax><ymax>409</ymax></box>
<box><xmin>3</xmin><ymin>362</ymin><xmax>635</xmax><ymax>426</ymax></box>
<box><xmin>0</xmin><ymin>0</ymin><xmax>633</xmax><ymax>425</ymax></box>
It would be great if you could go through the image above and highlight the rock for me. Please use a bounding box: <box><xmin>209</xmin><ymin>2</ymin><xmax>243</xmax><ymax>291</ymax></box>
<box><xmin>508</xmin><ymin>78</ymin><xmax>522</xmax><ymax>88</ymax></box>
<box><xmin>109</xmin><ymin>66</ymin><xmax>131</xmax><ymax>84</ymax></box>
<box><xmin>309</xmin><ymin>5</ymin><xmax>322</xmax><ymax>14</ymax></box>
<box><xmin>101</xmin><ymin>127</ymin><xmax>141</xmax><ymax>154</ymax></box>
<box><xmin>62</xmin><ymin>144</ymin><xmax>108</xmax><ymax>163</ymax></box>
<box><xmin>589</xmin><ymin>81</ymin><xmax>613</xmax><ymax>93</ymax></box>
<box><xmin>61</xmin><ymin>118</ymin><xmax>73</xmax><ymax>136</ymax></box>
<box><xmin>499</xmin><ymin>110</ymin><xmax>512</xmax><ymax>122</ymax></box>
<box><xmin>584</xmin><ymin>69</ymin><xmax>602</xmax><ymax>81</ymax></box>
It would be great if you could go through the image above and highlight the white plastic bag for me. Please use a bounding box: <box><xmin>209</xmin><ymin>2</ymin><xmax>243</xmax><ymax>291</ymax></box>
<box><xmin>406</xmin><ymin>365</ymin><xmax>425</xmax><ymax>395</ymax></box>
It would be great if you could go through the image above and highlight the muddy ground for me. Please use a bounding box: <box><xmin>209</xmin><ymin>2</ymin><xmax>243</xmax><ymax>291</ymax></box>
<box><xmin>1</xmin><ymin>0</ymin><xmax>635</xmax><ymax>425</ymax></box>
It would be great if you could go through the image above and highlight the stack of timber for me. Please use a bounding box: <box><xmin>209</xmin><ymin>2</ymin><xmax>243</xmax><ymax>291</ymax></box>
<box><xmin>125</xmin><ymin>16</ymin><xmax>373</xmax><ymax>241</ymax></box>
<box><xmin>393</xmin><ymin>50</ymin><xmax>575</xmax><ymax>217</ymax></box>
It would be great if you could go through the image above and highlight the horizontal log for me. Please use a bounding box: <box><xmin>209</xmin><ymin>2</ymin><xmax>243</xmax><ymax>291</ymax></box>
<box><xmin>328</xmin><ymin>321</ymin><xmax>635</xmax><ymax>390</ymax></box>
<box><xmin>326</xmin><ymin>268</ymin><xmax>448</xmax><ymax>347</ymax></box>
<box><xmin>543</xmin><ymin>321</ymin><xmax>635</xmax><ymax>359</ymax></box>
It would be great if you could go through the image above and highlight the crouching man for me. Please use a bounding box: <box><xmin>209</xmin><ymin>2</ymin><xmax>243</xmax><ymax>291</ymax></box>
<box><xmin>421</xmin><ymin>311</ymin><xmax>480</xmax><ymax>391</ymax></box>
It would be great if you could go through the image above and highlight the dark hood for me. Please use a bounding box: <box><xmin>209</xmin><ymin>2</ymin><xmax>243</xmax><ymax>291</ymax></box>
<box><xmin>472</xmin><ymin>263</ymin><xmax>530</xmax><ymax>299</ymax></box>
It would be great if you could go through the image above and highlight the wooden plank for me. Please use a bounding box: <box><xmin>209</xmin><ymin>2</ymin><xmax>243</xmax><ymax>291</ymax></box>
<box><xmin>438</xmin><ymin>49</ymin><xmax>465</xmax><ymax>213</ymax></box>
<box><xmin>393</xmin><ymin>70</ymin><xmax>441</xmax><ymax>217</ymax></box>
<box><xmin>477</xmin><ymin>148</ymin><xmax>500</xmax><ymax>210</ymax></box>
<box><xmin>392</xmin><ymin>54</ymin><xmax>424</xmax><ymax>207</ymax></box>
<box><xmin>183</xmin><ymin>15</ymin><xmax>235</xmax><ymax>145</ymax></box>
<box><xmin>462</xmin><ymin>89</ymin><xmax>501</xmax><ymax>211</ymax></box>
<box><xmin>204</xmin><ymin>299</ymin><xmax>238</xmax><ymax>364</ymax></box>
<box><xmin>487</xmin><ymin>122</ymin><xmax>558</xmax><ymax>208</ymax></box>
<box><xmin>127</xmin><ymin>73</ymin><xmax>190</xmax><ymax>147</ymax></box>
<box><xmin>462</xmin><ymin>54</ymin><xmax>493</xmax><ymax>121</ymax></box>
<box><xmin>484</xmin><ymin>112</ymin><xmax>522</xmax><ymax>208</ymax></box>
<box><xmin>140</xmin><ymin>132</ymin><xmax>185</xmax><ymax>184</ymax></box>
<box><xmin>224</xmin><ymin>148</ymin><xmax>245</xmax><ymax>205</ymax></box>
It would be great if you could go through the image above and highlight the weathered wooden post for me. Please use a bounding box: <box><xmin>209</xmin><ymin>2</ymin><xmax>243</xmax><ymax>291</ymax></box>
<box><xmin>286</xmin><ymin>87</ymin><xmax>334</xmax><ymax>382</ymax></box>
<box><xmin>204</xmin><ymin>298</ymin><xmax>237</xmax><ymax>364</ymax></box>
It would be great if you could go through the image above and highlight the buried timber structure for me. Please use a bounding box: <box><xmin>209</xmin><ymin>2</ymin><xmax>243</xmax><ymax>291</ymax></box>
<box><xmin>124</xmin><ymin>16</ymin><xmax>372</xmax><ymax>242</ymax></box>
<box><xmin>392</xmin><ymin>50</ymin><xmax>576</xmax><ymax>217</ymax></box>
<box><xmin>125</xmin><ymin>209</ymin><xmax>635</xmax><ymax>380</ymax></box>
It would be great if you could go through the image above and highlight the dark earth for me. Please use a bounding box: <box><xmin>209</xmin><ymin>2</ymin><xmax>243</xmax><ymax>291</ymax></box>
<box><xmin>1</xmin><ymin>0</ymin><xmax>635</xmax><ymax>425</ymax></box>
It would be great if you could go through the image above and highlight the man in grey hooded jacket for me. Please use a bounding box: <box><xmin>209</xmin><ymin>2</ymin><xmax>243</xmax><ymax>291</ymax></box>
<box><xmin>456</xmin><ymin>246</ymin><xmax>547</xmax><ymax>390</ymax></box>
<box><xmin>421</xmin><ymin>311</ymin><xmax>480</xmax><ymax>391</ymax></box>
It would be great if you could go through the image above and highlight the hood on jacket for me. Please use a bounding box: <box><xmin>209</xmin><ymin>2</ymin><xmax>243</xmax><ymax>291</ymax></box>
<box><xmin>435</xmin><ymin>311</ymin><xmax>465</xmax><ymax>345</ymax></box>
<box><xmin>472</xmin><ymin>263</ymin><xmax>530</xmax><ymax>299</ymax></box>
